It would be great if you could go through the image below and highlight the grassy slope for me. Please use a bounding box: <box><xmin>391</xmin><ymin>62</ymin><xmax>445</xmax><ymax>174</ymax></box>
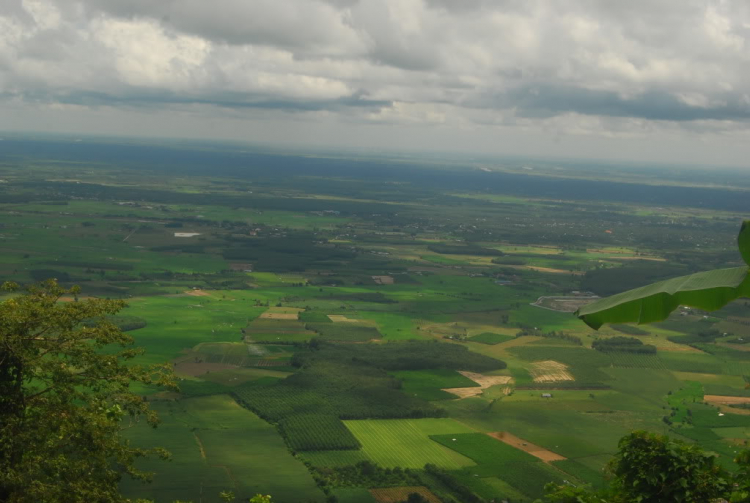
<box><xmin>120</xmin><ymin>395</ymin><xmax>324</xmax><ymax>503</ymax></box>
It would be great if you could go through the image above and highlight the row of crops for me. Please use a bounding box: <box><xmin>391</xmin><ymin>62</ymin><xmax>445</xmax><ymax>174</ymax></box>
<box><xmin>306</xmin><ymin>322</ymin><xmax>383</xmax><ymax>342</ymax></box>
<box><xmin>279</xmin><ymin>414</ymin><xmax>361</xmax><ymax>451</ymax></box>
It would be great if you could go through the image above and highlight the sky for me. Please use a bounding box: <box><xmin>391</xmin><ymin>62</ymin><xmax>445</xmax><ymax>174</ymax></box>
<box><xmin>1</xmin><ymin>0</ymin><xmax>750</xmax><ymax>166</ymax></box>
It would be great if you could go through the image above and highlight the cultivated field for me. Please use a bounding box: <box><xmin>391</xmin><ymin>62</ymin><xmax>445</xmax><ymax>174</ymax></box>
<box><xmin>344</xmin><ymin>419</ymin><xmax>477</xmax><ymax>469</ymax></box>
<box><xmin>529</xmin><ymin>361</ymin><xmax>575</xmax><ymax>383</ymax></box>
<box><xmin>487</xmin><ymin>431</ymin><xmax>566</xmax><ymax>462</ymax></box>
<box><xmin>2</xmin><ymin>139</ymin><xmax>749</xmax><ymax>502</ymax></box>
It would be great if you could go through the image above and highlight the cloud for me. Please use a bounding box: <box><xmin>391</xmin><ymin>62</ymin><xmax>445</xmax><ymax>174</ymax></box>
<box><xmin>498</xmin><ymin>85</ymin><xmax>750</xmax><ymax>122</ymax></box>
<box><xmin>1</xmin><ymin>0</ymin><xmax>750</xmax><ymax>163</ymax></box>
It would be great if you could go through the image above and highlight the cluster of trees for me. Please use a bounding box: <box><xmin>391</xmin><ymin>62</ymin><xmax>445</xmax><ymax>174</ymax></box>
<box><xmin>427</xmin><ymin>244</ymin><xmax>503</xmax><ymax>256</ymax></box>
<box><xmin>0</xmin><ymin>281</ymin><xmax>175</xmax><ymax>502</ymax></box>
<box><xmin>543</xmin><ymin>431</ymin><xmax>749</xmax><ymax>502</ymax></box>
<box><xmin>311</xmin><ymin>461</ymin><xmax>420</xmax><ymax>491</ymax></box>
<box><xmin>279</xmin><ymin>414</ymin><xmax>361</xmax><ymax>451</ymax></box>
<box><xmin>591</xmin><ymin>336</ymin><xmax>657</xmax><ymax>354</ymax></box>
<box><xmin>516</xmin><ymin>328</ymin><xmax>583</xmax><ymax>345</ymax></box>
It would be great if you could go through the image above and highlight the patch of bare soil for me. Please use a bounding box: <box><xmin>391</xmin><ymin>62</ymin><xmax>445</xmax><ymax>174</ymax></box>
<box><xmin>327</xmin><ymin>315</ymin><xmax>360</xmax><ymax>322</ymax></box>
<box><xmin>185</xmin><ymin>289</ymin><xmax>211</xmax><ymax>297</ymax></box>
<box><xmin>705</xmin><ymin>395</ymin><xmax>750</xmax><ymax>404</ymax></box>
<box><xmin>372</xmin><ymin>275</ymin><xmax>394</xmax><ymax>285</ymax></box>
<box><xmin>442</xmin><ymin>372</ymin><xmax>512</xmax><ymax>399</ymax></box>
<box><xmin>529</xmin><ymin>361</ymin><xmax>574</xmax><ymax>383</ymax></box>
<box><xmin>532</xmin><ymin>296</ymin><xmax>599</xmax><ymax>313</ymax></box>
<box><xmin>488</xmin><ymin>431</ymin><xmax>566</xmax><ymax>462</ymax></box>
<box><xmin>459</xmin><ymin>371</ymin><xmax>513</xmax><ymax>388</ymax></box>
<box><xmin>175</xmin><ymin>361</ymin><xmax>237</xmax><ymax>377</ymax></box>
<box><xmin>704</xmin><ymin>395</ymin><xmax>750</xmax><ymax>416</ymax></box>
<box><xmin>442</xmin><ymin>387</ymin><xmax>484</xmax><ymax>399</ymax></box>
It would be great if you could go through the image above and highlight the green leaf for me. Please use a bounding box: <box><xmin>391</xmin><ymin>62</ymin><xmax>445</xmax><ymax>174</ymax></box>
<box><xmin>740</xmin><ymin>220</ymin><xmax>750</xmax><ymax>267</ymax></box>
<box><xmin>575</xmin><ymin>267</ymin><xmax>750</xmax><ymax>330</ymax></box>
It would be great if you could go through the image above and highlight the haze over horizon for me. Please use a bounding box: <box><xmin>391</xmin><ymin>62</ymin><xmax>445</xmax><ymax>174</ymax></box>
<box><xmin>2</xmin><ymin>0</ymin><xmax>750</xmax><ymax>167</ymax></box>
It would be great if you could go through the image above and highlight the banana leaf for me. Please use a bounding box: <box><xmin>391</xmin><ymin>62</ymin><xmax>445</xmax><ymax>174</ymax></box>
<box><xmin>576</xmin><ymin>221</ymin><xmax>750</xmax><ymax>330</ymax></box>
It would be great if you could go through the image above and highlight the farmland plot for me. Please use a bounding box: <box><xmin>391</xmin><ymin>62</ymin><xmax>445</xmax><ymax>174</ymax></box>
<box><xmin>280</xmin><ymin>414</ymin><xmax>361</xmax><ymax>451</ymax></box>
<box><xmin>344</xmin><ymin>419</ymin><xmax>476</xmax><ymax>469</ymax></box>
<box><xmin>529</xmin><ymin>361</ymin><xmax>574</xmax><ymax>383</ymax></box>
<box><xmin>431</xmin><ymin>433</ymin><xmax>565</xmax><ymax>499</ymax></box>
<box><xmin>442</xmin><ymin>371</ymin><xmax>512</xmax><ymax>399</ymax></box>
<box><xmin>487</xmin><ymin>432</ymin><xmax>566</xmax><ymax>462</ymax></box>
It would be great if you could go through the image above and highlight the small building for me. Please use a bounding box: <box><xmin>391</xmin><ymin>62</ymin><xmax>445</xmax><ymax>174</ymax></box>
<box><xmin>541</xmin><ymin>393</ymin><xmax>553</xmax><ymax>398</ymax></box>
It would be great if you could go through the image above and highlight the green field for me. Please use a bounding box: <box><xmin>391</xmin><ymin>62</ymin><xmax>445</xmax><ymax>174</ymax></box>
<box><xmin>4</xmin><ymin>141</ymin><xmax>750</xmax><ymax>502</ymax></box>
<box><xmin>343</xmin><ymin>419</ymin><xmax>477</xmax><ymax>469</ymax></box>
<box><xmin>469</xmin><ymin>332</ymin><xmax>516</xmax><ymax>345</ymax></box>
<box><xmin>431</xmin><ymin>433</ymin><xmax>565</xmax><ymax>499</ymax></box>
<box><xmin>391</xmin><ymin>369</ymin><xmax>479</xmax><ymax>401</ymax></box>
<box><xmin>120</xmin><ymin>395</ymin><xmax>324</xmax><ymax>503</ymax></box>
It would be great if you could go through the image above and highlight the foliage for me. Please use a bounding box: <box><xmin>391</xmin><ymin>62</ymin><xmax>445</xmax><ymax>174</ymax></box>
<box><xmin>305</xmin><ymin>323</ymin><xmax>382</xmax><ymax>342</ymax></box>
<box><xmin>666</xmin><ymin>328</ymin><xmax>728</xmax><ymax>347</ymax></box>
<box><xmin>591</xmin><ymin>336</ymin><xmax>656</xmax><ymax>354</ymax></box>
<box><xmin>427</xmin><ymin>244</ymin><xmax>503</xmax><ymax>256</ymax></box>
<box><xmin>576</xmin><ymin>221</ymin><xmax>750</xmax><ymax>329</ymax></box>
<box><xmin>517</xmin><ymin>329</ymin><xmax>583</xmax><ymax>345</ymax></box>
<box><xmin>310</xmin><ymin>461</ymin><xmax>420</xmax><ymax>489</ymax></box>
<box><xmin>608</xmin><ymin>431</ymin><xmax>729</xmax><ymax>502</ymax></box>
<box><xmin>0</xmin><ymin>280</ymin><xmax>174</xmax><ymax>503</ymax></box>
<box><xmin>233</xmin><ymin>361</ymin><xmax>444</xmax><ymax>422</ymax></box>
<box><xmin>467</xmin><ymin>332</ymin><xmax>515</xmax><ymax>345</ymax></box>
<box><xmin>279</xmin><ymin>414</ymin><xmax>361</xmax><ymax>451</ymax></box>
<box><xmin>542</xmin><ymin>430</ymin><xmax>750</xmax><ymax>503</ymax></box>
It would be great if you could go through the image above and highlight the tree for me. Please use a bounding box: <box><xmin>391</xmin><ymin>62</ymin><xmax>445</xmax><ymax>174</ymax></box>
<box><xmin>0</xmin><ymin>280</ymin><xmax>175</xmax><ymax>503</ymax></box>
<box><xmin>541</xmin><ymin>431</ymin><xmax>748</xmax><ymax>503</ymax></box>
<box><xmin>609</xmin><ymin>431</ymin><xmax>729</xmax><ymax>501</ymax></box>
<box><xmin>576</xmin><ymin>220</ymin><xmax>750</xmax><ymax>329</ymax></box>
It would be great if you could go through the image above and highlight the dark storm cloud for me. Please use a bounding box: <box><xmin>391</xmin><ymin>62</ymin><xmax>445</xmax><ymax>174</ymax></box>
<box><xmin>504</xmin><ymin>86</ymin><xmax>750</xmax><ymax>122</ymax></box>
<box><xmin>5</xmin><ymin>86</ymin><xmax>390</xmax><ymax>113</ymax></box>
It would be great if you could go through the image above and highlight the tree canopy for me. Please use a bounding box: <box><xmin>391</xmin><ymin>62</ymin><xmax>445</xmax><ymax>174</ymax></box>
<box><xmin>0</xmin><ymin>280</ymin><xmax>174</xmax><ymax>503</ymax></box>
<box><xmin>542</xmin><ymin>431</ymin><xmax>750</xmax><ymax>502</ymax></box>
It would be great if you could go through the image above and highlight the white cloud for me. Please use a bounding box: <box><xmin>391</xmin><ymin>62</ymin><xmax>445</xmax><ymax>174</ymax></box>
<box><xmin>92</xmin><ymin>18</ymin><xmax>210</xmax><ymax>89</ymax></box>
<box><xmin>0</xmin><ymin>0</ymin><xmax>750</xmax><ymax>165</ymax></box>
